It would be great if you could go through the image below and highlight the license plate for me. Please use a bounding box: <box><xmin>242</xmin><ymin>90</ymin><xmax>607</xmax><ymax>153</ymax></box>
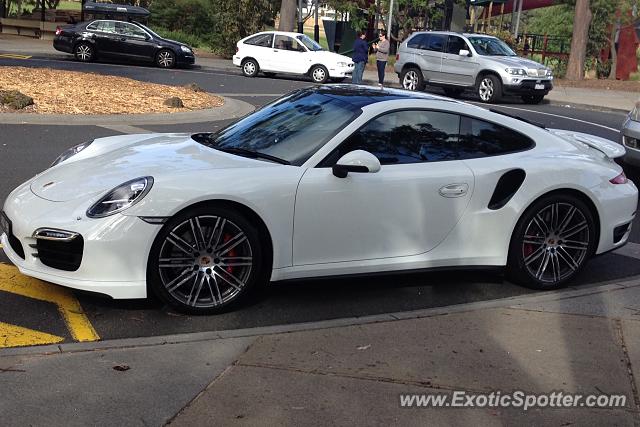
<box><xmin>535</xmin><ymin>84</ymin><xmax>545</xmax><ymax>90</ymax></box>
<box><xmin>0</xmin><ymin>212</ymin><xmax>10</xmax><ymax>236</ymax></box>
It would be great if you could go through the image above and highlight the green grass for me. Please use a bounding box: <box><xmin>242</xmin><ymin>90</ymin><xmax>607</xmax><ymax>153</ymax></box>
<box><xmin>57</xmin><ymin>1</ymin><xmax>81</xmax><ymax>11</ymax></box>
<box><xmin>152</xmin><ymin>28</ymin><xmax>209</xmax><ymax>49</ymax></box>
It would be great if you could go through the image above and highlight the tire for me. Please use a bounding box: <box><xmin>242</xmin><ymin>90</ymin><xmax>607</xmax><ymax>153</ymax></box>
<box><xmin>74</xmin><ymin>42</ymin><xmax>94</xmax><ymax>62</ymax></box>
<box><xmin>443</xmin><ymin>87</ymin><xmax>464</xmax><ymax>98</ymax></box>
<box><xmin>477</xmin><ymin>74</ymin><xmax>502</xmax><ymax>103</ymax></box>
<box><xmin>263</xmin><ymin>72</ymin><xmax>276</xmax><ymax>78</ymax></box>
<box><xmin>156</xmin><ymin>49</ymin><xmax>176</xmax><ymax>68</ymax></box>
<box><xmin>242</xmin><ymin>58</ymin><xmax>259</xmax><ymax>77</ymax></box>
<box><xmin>521</xmin><ymin>94</ymin><xmax>545</xmax><ymax>104</ymax></box>
<box><xmin>310</xmin><ymin>65</ymin><xmax>329</xmax><ymax>83</ymax></box>
<box><xmin>507</xmin><ymin>194</ymin><xmax>596</xmax><ymax>290</ymax></box>
<box><xmin>400</xmin><ymin>67</ymin><xmax>425</xmax><ymax>91</ymax></box>
<box><xmin>147</xmin><ymin>205</ymin><xmax>269</xmax><ymax>314</ymax></box>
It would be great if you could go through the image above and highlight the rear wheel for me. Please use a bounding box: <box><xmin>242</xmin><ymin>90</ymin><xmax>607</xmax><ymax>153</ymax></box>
<box><xmin>310</xmin><ymin>65</ymin><xmax>329</xmax><ymax>83</ymax></box>
<box><xmin>156</xmin><ymin>49</ymin><xmax>176</xmax><ymax>68</ymax></box>
<box><xmin>148</xmin><ymin>206</ymin><xmax>269</xmax><ymax>314</ymax></box>
<box><xmin>242</xmin><ymin>59</ymin><xmax>259</xmax><ymax>77</ymax></box>
<box><xmin>400</xmin><ymin>67</ymin><xmax>425</xmax><ymax>91</ymax></box>
<box><xmin>74</xmin><ymin>42</ymin><xmax>94</xmax><ymax>62</ymax></box>
<box><xmin>521</xmin><ymin>94</ymin><xmax>545</xmax><ymax>104</ymax></box>
<box><xmin>477</xmin><ymin>74</ymin><xmax>501</xmax><ymax>103</ymax></box>
<box><xmin>507</xmin><ymin>194</ymin><xmax>596</xmax><ymax>290</ymax></box>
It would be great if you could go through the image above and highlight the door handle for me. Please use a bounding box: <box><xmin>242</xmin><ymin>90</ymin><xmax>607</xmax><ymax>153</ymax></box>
<box><xmin>273</xmin><ymin>49</ymin><xmax>279</xmax><ymax>52</ymax></box>
<box><xmin>439</xmin><ymin>183</ymin><xmax>468</xmax><ymax>198</ymax></box>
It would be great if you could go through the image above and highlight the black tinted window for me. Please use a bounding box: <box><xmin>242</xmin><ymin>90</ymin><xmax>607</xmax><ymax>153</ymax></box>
<box><xmin>458</xmin><ymin>117</ymin><xmax>534</xmax><ymax>158</ymax></box>
<box><xmin>245</xmin><ymin>33</ymin><xmax>273</xmax><ymax>48</ymax></box>
<box><xmin>446</xmin><ymin>35</ymin><xmax>468</xmax><ymax>55</ymax></box>
<box><xmin>426</xmin><ymin>34</ymin><xmax>446</xmax><ymax>52</ymax></box>
<box><xmin>407</xmin><ymin>34</ymin><xmax>427</xmax><ymax>49</ymax></box>
<box><xmin>323</xmin><ymin>110</ymin><xmax>461</xmax><ymax>165</ymax></box>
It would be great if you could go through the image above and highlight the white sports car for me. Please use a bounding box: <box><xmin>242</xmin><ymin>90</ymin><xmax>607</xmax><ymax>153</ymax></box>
<box><xmin>1</xmin><ymin>86</ymin><xmax>637</xmax><ymax>314</ymax></box>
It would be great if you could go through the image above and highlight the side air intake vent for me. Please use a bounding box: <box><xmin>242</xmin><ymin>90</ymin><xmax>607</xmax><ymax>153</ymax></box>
<box><xmin>488</xmin><ymin>169</ymin><xmax>526</xmax><ymax>210</ymax></box>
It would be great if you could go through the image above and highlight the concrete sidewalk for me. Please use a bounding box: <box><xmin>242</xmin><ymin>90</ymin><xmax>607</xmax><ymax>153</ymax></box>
<box><xmin>1</xmin><ymin>279</ymin><xmax>639</xmax><ymax>426</ymax></box>
<box><xmin>1</xmin><ymin>33</ymin><xmax>637</xmax><ymax>113</ymax></box>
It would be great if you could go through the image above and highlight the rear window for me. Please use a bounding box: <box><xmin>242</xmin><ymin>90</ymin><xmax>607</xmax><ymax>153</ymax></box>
<box><xmin>458</xmin><ymin>117</ymin><xmax>535</xmax><ymax>158</ymax></box>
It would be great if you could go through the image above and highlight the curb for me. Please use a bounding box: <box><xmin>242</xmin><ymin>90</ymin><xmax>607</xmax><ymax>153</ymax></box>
<box><xmin>0</xmin><ymin>96</ymin><xmax>255</xmax><ymax>126</ymax></box>
<box><xmin>2</xmin><ymin>277</ymin><xmax>638</xmax><ymax>358</ymax></box>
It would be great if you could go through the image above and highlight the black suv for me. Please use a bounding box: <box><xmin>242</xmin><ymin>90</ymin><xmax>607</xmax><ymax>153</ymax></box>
<box><xmin>54</xmin><ymin>20</ymin><xmax>195</xmax><ymax>68</ymax></box>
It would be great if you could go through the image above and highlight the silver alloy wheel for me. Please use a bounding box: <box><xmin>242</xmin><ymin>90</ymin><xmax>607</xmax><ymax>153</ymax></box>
<box><xmin>521</xmin><ymin>202</ymin><xmax>590</xmax><ymax>284</ymax></box>
<box><xmin>76</xmin><ymin>44</ymin><xmax>92</xmax><ymax>61</ymax></box>
<box><xmin>311</xmin><ymin>67</ymin><xmax>326</xmax><ymax>83</ymax></box>
<box><xmin>243</xmin><ymin>61</ymin><xmax>256</xmax><ymax>76</ymax></box>
<box><xmin>402</xmin><ymin>70</ymin><xmax>419</xmax><ymax>91</ymax></box>
<box><xmin>158</xmin><ymin>215</ymin><xmax>253</xmax><ymax>308</ymax></box>
<box><xmin>478</xmin><ymin>77</ymin><xmax>494</xmax><ymax>101</ymax></box>
<box><xmin>157</xmin><ymin>51</ymin><xmax>174</xmax><ymax>68</ymax></box>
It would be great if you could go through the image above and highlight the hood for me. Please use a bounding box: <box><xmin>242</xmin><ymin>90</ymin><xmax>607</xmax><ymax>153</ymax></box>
<box><xmin>311</xmin><ymin>50</ymin><xmax>353</xmax><ymax>64</ymax></box>
<box><xmin>30</xmin><ymin>133</ymin><xmax>276</xmax><ymax>202</ymax></box>
<box><xmin>157</xmin><ymin>37</ymin><xmax>191</xmax><ymax>50</ymax></box>
<box><xmin>488</xmin><ymin>56</ymin><xmax>547</xmax><ymax>70</ymax></box>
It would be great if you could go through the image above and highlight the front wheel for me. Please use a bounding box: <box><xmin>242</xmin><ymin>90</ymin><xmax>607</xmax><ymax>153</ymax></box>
<box><xmin>156</xmin><ymin>49</ymin><xmax>176</xmax><ymax>68</ymax></box>
<box><xmin>148</xmin><ymin>206</ymin><xmax>269</xmax><ymax>314</ymax></box>
<box><xmin>310</xmin><ymin>65</ymin><xmax>329</xmax><ymax>83</ymax></box>
<box><xmin>477</xmin><ymin>74</ymin><xmax>502</xmax><ymax>103</ymax></box>
<box><xmin>400</xmin><ymin>67</ymin><xmax>425</xmax><ymax>91</ymax></box>
<box><xmin>507</xmin><ymin>194</ymin><xmax>596</xmax><ymax>290</ymax></box>
<box><xmin>521</xmin><ymin>94</ymin><xmax>545</xmax><ymax>104</ymax></box>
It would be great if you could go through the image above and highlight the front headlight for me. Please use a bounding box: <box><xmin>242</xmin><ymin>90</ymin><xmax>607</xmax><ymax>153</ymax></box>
<box><xmin>180</xmin><ymin>45</ymin><xmax>192</xmax><ymax>53</ymax></box>
<box><xmin>505</xmin><ymin>68</ymin><xmax>526</xmax><ymax>76</ymax></box>
<box><xmin>546</xmin><ymin>69</ymin><xmax>553</xmax><ymax>77</ymax></box>
<box><xmin>630</xmin><ymin>104</ymin><xmax>640</xmax><ymax>122</ymax></box>
<box><xmin>337</xmin><ymin>62</ymin><xmax>348</xmax><ymax>67</ymax></box>
<box><xmin>86</xmin><ymin>177</ymin><xmax>153</xmax><ymax>218</ymax></box>
<box><xmin>51</xmin><ymin>141</ymin><xmax>93</xmax><ymax>167</ymax></box>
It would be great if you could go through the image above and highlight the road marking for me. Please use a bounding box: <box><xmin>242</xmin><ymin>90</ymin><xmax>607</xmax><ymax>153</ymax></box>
<box><xmin>0</xmin><ymin>322</ymin><xmax>64</xmax><ymax>348</ymax></box>
<box><xmin>0</xmin><ymin>53</ymin><xmax>32</xmax><ymax>60</ymax></box>
<box><xmin>0</xmin><ymin>264</ymin><xmax>99</xmax><ymax>343</ymax></box>
<box><xmin>472</xmin><ymin>103</ymin><xmax>622</xmax><ymax>133</ymax></box>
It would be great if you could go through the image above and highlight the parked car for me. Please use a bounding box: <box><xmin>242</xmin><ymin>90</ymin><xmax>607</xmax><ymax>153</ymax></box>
<box><xmin>1</xmin><ymin>86</ymin><xmax>636</xmax><ymax>314</ymax></box>
<box><xmin>233</xmin><ymin>31</ymin><xmax>354</xmax><ymax>83</ymax></box>
<box><xmin>394</xmin><ymin>31</ymin><xmax>553</xmax><ymax>104</ymax></box>
<box><xmin>53</xmin><ymin>20</ymin><xmax>195</xmax><ymax>68</ymax></box>
<box><xmin>621</xmin><ymin>102</ymin><xmax>640</xmax><ymax>166</ymax></box>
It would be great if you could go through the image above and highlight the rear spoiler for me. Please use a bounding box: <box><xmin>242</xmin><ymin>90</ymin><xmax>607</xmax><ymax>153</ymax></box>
<box><xmin>548</xmin><ymin>129</ymin><xmax>625</xmax><ymax>159</ymax></box>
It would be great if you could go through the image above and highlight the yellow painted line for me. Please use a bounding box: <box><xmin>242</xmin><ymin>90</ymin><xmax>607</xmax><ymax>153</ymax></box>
<box><xmin>0</xmin><ymin>264</ymin><xmax>99</xmax><ymax>342</ymax></box>
<box><xmin>0</xmin><ymin>321</ymin><xmax>64</xmax><ymax>348</ymax></box>
<box><xmin>0</xmin><ymin>53</ymin><xmax>32</xmax><ymax>59</ymax></box>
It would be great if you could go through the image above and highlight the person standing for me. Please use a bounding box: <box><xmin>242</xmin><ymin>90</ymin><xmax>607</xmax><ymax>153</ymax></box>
<box><xmin>351</xmin><ymin>31</ymin><xmax>368</xmax><ymax>85</ymax></box>
<box><xmin>372</xmin><ymin>32</ymin><xmax>390</xmax><ymax>88</ymax></box>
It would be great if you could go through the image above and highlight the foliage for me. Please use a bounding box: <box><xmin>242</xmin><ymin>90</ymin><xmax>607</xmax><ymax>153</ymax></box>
<box><xmin>152</xmin><ymin>28</ymin><xmax>208</xmax><ymax>49</ymax></box>
<box><xmin>149</xmin><ymin>0</ymin><xmax>215</xmax><ymax>40</ymax></box>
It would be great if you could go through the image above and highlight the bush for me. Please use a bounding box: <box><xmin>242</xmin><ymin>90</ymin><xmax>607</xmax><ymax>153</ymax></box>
<box><xmin>152</xmin><ymin>28</ymin><xmax>208</xmax><ymax>49</ymax></box>
<box><xmin>0</xmin><ymin>90</ymin><xmax>33</xmax><ymax>109</ymax></box>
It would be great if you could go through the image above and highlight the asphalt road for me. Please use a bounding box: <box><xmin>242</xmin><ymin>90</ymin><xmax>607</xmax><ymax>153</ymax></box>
<box><xmin>0</xmin><ymin>57</ymin><xmax>638</xmax><ymax>345</ymax></box>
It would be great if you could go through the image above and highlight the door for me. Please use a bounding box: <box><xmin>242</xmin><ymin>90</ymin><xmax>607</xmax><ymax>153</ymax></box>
<box><xmin>242</xmin><ymin>33</ymin><xmax>274</xmax><ymax>70</ymax></box>
<box><xmin>440</xmin><ymin>35</ymin><xmax>478</xmax><ymax>86</ymax></box>
<box><xmin>271</xmin><ymin>35</ymin><xmax>309</xmax><ymax>74</ymax></box>
<box><xmin>415</xmin><ymin>33</ymin><xmax>446</xmax><ymax>82</ymax></box>
<box><xmin>293</xmin><ymin>109</ymin><xmax>475</xmax><ymax>266</ymax></box>
<box><xmin>87</xmin><ymin>21</ymin><xmax>120</xmax><ymax>56</ymax></box>
<box><xmin>114</xmin><ymin>22</ymin><xmax>156</xmax><ymax>60</ymax></box>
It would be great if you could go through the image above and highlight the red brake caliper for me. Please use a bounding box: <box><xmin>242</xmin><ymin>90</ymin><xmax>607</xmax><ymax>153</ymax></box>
<box><xmin>222</xmin><ymin>233</ymin><xmax>236</xmax><ymax>275</ymax></box>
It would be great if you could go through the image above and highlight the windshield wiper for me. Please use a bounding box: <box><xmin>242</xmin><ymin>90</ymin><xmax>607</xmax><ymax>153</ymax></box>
<box><xmin>213</xmin><ymin>146</ymin><xmax>291</xmax><ymax>165</ymax></box>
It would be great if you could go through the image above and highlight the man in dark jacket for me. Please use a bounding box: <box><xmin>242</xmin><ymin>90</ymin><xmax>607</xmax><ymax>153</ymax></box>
<box><xmin>351</xmin><ymin>31</ymin><xmax>368</xmax><ymax>84</ymax></box>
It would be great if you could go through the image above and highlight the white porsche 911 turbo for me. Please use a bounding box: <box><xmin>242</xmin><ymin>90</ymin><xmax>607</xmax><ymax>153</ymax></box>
<box><xmin>1</xmin><ymin>86</ymin><xmax>637</xmax><ymax>313</ymax></box>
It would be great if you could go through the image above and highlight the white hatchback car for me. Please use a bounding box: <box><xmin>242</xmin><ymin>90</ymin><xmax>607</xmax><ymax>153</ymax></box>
<box><xmin>233</xmin><ymin>31</ymin><xmax>354</xmax><ymax>83</ymax></box>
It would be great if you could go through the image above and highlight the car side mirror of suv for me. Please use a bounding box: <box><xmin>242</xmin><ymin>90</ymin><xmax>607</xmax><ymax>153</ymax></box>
<box><xmin>459</xmin><ymin>49</ymin><xmax>471</xmax><ymax>57</ymax></box>
<box><xmin>332</xmin><ymin>150</ymin><xmax>381</xmax><ymax>178</ymax></box>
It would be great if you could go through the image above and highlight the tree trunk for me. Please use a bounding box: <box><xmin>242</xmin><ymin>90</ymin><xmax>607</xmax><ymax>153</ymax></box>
<box><xmin>565</xmin><ymin>0</ymin><xmax>592</xmax><ymax>81</ymax></box>
<box><xmin>608</xmin><ymin>24</ymin><xmax>617</xmax><ymax>80</ymax></box>
<box><xmin>278</xmin><ymin>0</ymin><xmax>296</xmax><ymax>32</ymax></box>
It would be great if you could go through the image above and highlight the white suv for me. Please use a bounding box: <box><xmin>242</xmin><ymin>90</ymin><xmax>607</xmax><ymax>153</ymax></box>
<box><xmin>233</xmin><ymin>31</ymin><xmax>354</xmax><ymax>83</ymax></box>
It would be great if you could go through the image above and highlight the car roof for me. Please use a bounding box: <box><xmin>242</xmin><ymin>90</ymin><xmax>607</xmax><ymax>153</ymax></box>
<box><xmin>251</xmin><ymin>31</ymin><xmax>309</xmax><ymax>37</ymax></box>
<box><xmin>298</xmin><ymin>85</ymin><xmax>459</xmax><ymax>108</ymax></box>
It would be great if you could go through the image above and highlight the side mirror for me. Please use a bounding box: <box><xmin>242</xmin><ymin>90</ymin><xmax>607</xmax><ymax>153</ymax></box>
<box><xmin>459</xmin><ymin>49</ymin><xmax>471</xmax><ymax>57</ymax></box>
<box><xmin>332</xmin><ymin>150</ymin><xmax>381</xmax><ymax>178</ymax></box>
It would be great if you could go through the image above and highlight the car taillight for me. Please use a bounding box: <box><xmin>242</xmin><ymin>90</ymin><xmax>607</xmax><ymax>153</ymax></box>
<box><xmin>396</xmin><ymin>54</ymin><xmax>399</xmax><ymax>60</ymax></box>
<box><xmin>55</xmin><ymin>26</ymin><xmax>62</xmax><ymax>36</ymax></box>
<box><xmin>236</xmin><ymin>46</ymin><xmax>239</xmax><ymax>53</ymax></box>
<box><xmin>610</xmin><ymin>172</ymin><xmax>628</xmax><ymax>184</ymax></box>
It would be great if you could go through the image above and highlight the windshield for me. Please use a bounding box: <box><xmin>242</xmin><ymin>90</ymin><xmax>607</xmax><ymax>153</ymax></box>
<box><xmin>195</xmin><ymin>89</ymin><xmax>361</xmax><ymax>165</ymax></box>
<box><xmin>136</xmin><ymin>23</ymin><xmax>161</xmax><ymax>39</ymax></box>
<box><xmin>468</xmin><ymin>36</ymin><xmax>517</xmax><ymax>56</ymax></box>
<box><xmin>297</xmin><ymin>34</ymin><xmax>323</xmax><ymax>51</ymax></box>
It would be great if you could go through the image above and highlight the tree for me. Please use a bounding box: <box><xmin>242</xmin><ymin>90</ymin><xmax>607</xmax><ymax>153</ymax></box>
<box><xmin>278</xmin><ymin>0</ymin><xmax>296</xmax><ymax>31</ymax></box>
<box><xmin>565</xmin><ymin>0</ymin><xmax>592</xmax><ymax>80</ymax></box>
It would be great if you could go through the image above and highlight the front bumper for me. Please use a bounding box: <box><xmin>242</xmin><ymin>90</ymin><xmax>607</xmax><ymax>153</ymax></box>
<box><xmin>503</xmin><ymin>79</ymin><xmax>553</xmax><ymax>95</ymax></box>
<box><xmin>328</xmin><ymin>64</ymin><xmax>354</xmax><ymax>78</ymax></box>
<box><xmin>590</xmin><ymin>179</ymin><xmax>638</xmax><ymax>254</ymax></box>
<box><xmin>176</xmin><ymin>52</ymin><xmax>196</xmax><ymax>65</ymax></box>
<box><xmin>621</xmin><ymin>116</ymin><xmax>640</xmax><ymax>166</ymax></box>
<box><xmin>1</xmin><ymin>182</ymin><xmax>161</xmax><ymax>299</ymax></box>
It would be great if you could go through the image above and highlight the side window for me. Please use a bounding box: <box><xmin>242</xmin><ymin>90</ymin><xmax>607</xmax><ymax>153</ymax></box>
<box><xmin>86</xmin><ymin>21</ymin><xmax>99</xmax><ymax>31</ymax></box>
<box><xmin>98</xmin><ymin>21</ymin><xmax>115</xmax><ymax>34</ymax></box>
<box><xmin>426</xmin><ymin>34</ymin><xmax>446</xmax><ymax>52</ymax></box>
<box><xmin>119</xmin><ymin>23</ymin><xmax>147</xmax><ymax>38</ymax></box>
<box><xmin>322</xmin><ymin>110</ymin><xmax>461</xmax><ymax>166</ymax></box>
<box><xmin>407</xmin><ymin>34</ymin><xmax>427</xmax><ymax>49</ymax></box>
<box><xmin>458</xmin><ymin>117</ymin><xmax>535</xmax><ymax>159</ymax></box>
<box><xmin>274</xmin><ymin>35</ymin><xmax>306</xmax><ymax>52</ymax></box>
<box><xmin>245</xmin><ymin>33</ymin><xmax>273</xmax><ymax>48</ymax></box>
<box><xmin>446</xmin><ymin>35</ymin><xmax>468</xmax><ymax>55</ymax></box>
